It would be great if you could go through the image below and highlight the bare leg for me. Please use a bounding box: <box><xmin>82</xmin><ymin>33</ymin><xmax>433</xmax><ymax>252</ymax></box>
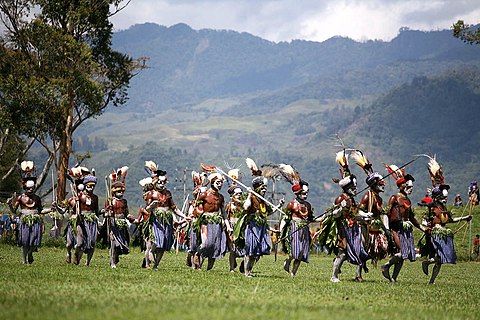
<box><xmin>110</xmin><ymin>239</ymin><xmax>117</xmax><ymax>268</ymax></box>
<box><xmin>291</xmin><ymin>259</ymin><xmax>301</xmax><ymax>277</ymax></box>
<box><xmin>382</xmin><ymin>254</ymin><xmax>402</xmax><ymax>282</ymax></box>
<box><xmin>355</xmin><ymin>264</ymin><xmax>363</xmax><ymax>282</ymax></box>
<box><xmin>331</xmin><ymin>252</ymin><xmax>346</xmax><ymax>282</ymax></box>
<box><xmin>27</xmin><ymin>246</ymin><xmax>35</xmax><ymax>264</ymax></box>
<box><xmin>85</xmin><ymin>248</ymin><xmax>94</xmax><ymax>266</ymax></box>
<box><xmin>244</xmin><ymin>255</ymin><xmax>256</xmax><ymax>277</ymax></box>
<box><xmin>429</xmin><ymin>257</ymin><xmax>442</xmax><ymax>284</ymax></box>
<box><xmin>206</xmin><ymin>257</ymin><xmax>215</xmax><ymax>271</ymax></box>
<box><xmin>391</xmin><ymin>259</ymin><xmax>404</xmax><ymax>282</ymax></box>
<box><xmin>284</xmin><ymin>255</ymin><xmax>293</xmax><ymax>273</ymax></box>
<box><xmin>229</xmin><ymin>250</ymin><xmax>237</xmax><ymax>272</ymax></box>
<box><xmin>153</xmin><ymin>250</ymin><xmax>165</xmax><ymax>270</ymax></box>
<box><xmin>22</xmin><ymin>246</ymin><xmax>28</xmax><ymax>264</ymax></box>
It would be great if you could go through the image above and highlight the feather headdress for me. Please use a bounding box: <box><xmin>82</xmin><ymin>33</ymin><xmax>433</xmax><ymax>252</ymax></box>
<box><xmin>191</xmin><ymin>170</ymin><xmax>206</xmax><ymax>188</ymax></box>
<box><xmin>110</xmin><ymin>166</ymin><xmax>129</xmax><ymax>184</ymax></box>
<box><xmin>332</xmin><ymin>149</ymin><xmax>357</xmax><ymax>189</ymax></box>
<box><xmin>19</xmin><ymin>160</ymin><xmax>37</xmax><ymax>185</ymax></box>
<box><xmin>200</xmin><ymin>163</ymin><xmax>216</xmax><ymax>173</ymax></box>
<box><xmin>280</xmin><ymin>163</ymin><xmax>307</xmax><ymax>193</ymax></box>
<box><xmin>144</xmin><ymin>161</ymin><xmax>158</xmax><ymax>178</ymax></box>
<box><xmin>246</xmin><ymin>158</ymin><xmax>263</xmax><ymax>177</ymax></box>
<box><xmin>279</xmin><ymin>164</ymin><xmax>300</xmax><ymax>185</ymax></box>
<box><xmin>384</xmin><ymin>164</ymin><xmax>404</xmax><ymax>180</ymax></box>
<box><xmin>350</xmin><ymin>149</ymin><xmax>373</xmax><ymax>175</ymax></box>
<box><xmin>383</xmin><ymin>163</ymin><xmax>415</xmax><ymax>187</ymax></box>
<box><xmin>246</xmin><ymin>158</ymin><xmax>268</xmax><ymax>188</ymax></box>
<box><xmin>418</xmin><ymin>154</ymin><xmax>444</xmax><ymax>186</ymax></box>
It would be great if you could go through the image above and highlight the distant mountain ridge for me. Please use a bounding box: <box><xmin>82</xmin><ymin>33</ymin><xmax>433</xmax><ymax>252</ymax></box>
<box><xmin>112</xmin><ymin>23</ymin><xmax>480</xmax><ymax>114</ymax></box>
<box><xmin>67</xmin><ymin>23</ymin><xmax>480</xmax><ymax>207</ymax></box>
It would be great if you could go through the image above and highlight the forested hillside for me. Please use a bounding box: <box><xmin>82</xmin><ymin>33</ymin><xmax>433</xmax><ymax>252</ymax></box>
<box><xmin>51</xmin><ymin>24</ymin><xmax>480</xmax><ymax>210</ymax></box>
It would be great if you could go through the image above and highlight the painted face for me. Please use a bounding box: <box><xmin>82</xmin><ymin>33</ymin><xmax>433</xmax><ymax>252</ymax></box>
<box><xmin>345</xmin><ymin>178</ymin><xmax>357</xmax><ymax>196</ymax></box>
<box><xmin>373</xmin><ymin>180</ymin><xmax>385</xmax><ymax>193</ymax></box>
<box><xmin>156</xmin><ymin>177</ymin><xmax>167</xmax><ymax>190</ymax></box>
<box><xmin>115</xmin><ymin>190</ymin><xmax>125</xmax><ymax>199</ymax></box>
<box><xmin>404</xmin><ymin>180</ymin><xmax>413</xmax><ymax>195</ymax></box>
<box><xmin>85</xmin><ymin>183</ymin><xmax>95</xmax><ymax>194</ymax></box>
<box><xmin>212</xmin><ymin>178</ymin><xmax>223</xmax><ymax>191</ymax></box>
<box><xmin>259</xmin><ymin>183</ymin><xmax>268</xmax><ymax>196</ymax></box>
<box><xmin>24</xmin><ymin>180</ymin><xmax>35</xmax><ymax>195</ymax></box>
<box><xmin>298</xmin><ymin>185</ymin><xmax>309</xmax><ymax>200</ymax></box>
<box><xmin>232</xmin><ymin>187</ymin><xmax>242</xmax><ymax>200</ymax></box>
<box><xmin>439</xmin><ymin>189</ymin><xmax>448</xmax><ymax>204</ymax></box>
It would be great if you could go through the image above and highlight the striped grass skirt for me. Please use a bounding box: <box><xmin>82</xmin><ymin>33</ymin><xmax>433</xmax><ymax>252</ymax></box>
<box><xmin>432</xmin><ymin>234</ymin><xmax>457</xmax><ymax>264</ymax></box>
<box><xmin>66</xmin><ymin>221</ymin><xmax>98</xmax><ymax>252</ymax></box>
<box><xmin>396</xmin><ymin>227</ymin><xmax>416</xmax><ymax>261</ymax></box>
<box><xmin>151</xmin><ymin>217</ymin><xmax>174</xmax><ymax>250</ymax></box>
<box><xmin>289</xmin><ymin>221</ymin><xmax>311</xmax><ymax>263</ymax></box>
<box><xmin>341</xmin><ymin>222</ymin><xmax>368</xmax><ymax>266</ymax></box>
<box><xmin>200</xmin><ymin>223</ymin><xmax>228</xmax><ymax>259</ymax></box>
<box><xmin>18</xmin><ymin>222</ymin><xmax>42</xmax><ymax>247</ymax></box>
<box><xmin>244</xmin><ymin>220</ymin><xmax>271</xmax><ymax>256</ymax></box>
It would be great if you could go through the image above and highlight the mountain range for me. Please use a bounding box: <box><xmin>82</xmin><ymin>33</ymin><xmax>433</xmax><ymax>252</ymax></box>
<box><xmin>68</xmin><ymin>22</ymin><xmax>480</xmax><ymax>210</ymax></box>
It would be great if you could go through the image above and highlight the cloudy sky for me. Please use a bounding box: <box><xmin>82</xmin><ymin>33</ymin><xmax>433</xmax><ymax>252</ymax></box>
<box><xmin>110</xmin><ymin>0</ymin><xmax>480</xmax><ymax>42</ymax></box>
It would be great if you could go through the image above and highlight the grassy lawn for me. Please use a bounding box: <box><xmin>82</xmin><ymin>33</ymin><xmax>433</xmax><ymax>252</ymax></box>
<box><xmin>1</xmin><ymin>240</ymin><xmax>479</xmax><ymax>320</ymax></box>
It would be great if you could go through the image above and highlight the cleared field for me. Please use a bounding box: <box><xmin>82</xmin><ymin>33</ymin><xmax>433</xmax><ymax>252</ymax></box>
<box><xmin>1</xmin><ymin>241</ymin><xmax>479</xmax><ymax>320</ymax></box>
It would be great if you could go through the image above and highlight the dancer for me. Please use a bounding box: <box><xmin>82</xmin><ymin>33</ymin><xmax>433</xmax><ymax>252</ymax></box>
<box><xmin>105</xmin><ymin>166</ymin><xmax>135</xmax><ymax>268</ymax></box>
<box><xmin>326</xmin><ymin>149</ymin><xmax>369</xmax><ymax>282</ymax></box>
<box><xmin>421</xmin><ymin>156</ymin><xmax>472</xmax><ymax>284</ymax></box>
<box><xmin>7</xmin><ymin>161</ymin><xmax>52</xmax><ymax>264</ymax></box>
<box><xmin>240</xmin><ymin>158</ymin><xmax>284</xmax><ymax>277</ymax></box>
<box><xmin>224</xmin><ymin>168</ymin><xmax>246</xmax><ymax>272</ymax></box>
<box><xmin>59</xmin><ymin>166</ymin><xmax>100</xmax><ymax>266</ymax></box>
<box><xmin>142</xmin><ymin>165</ymin><xmax>186</xmax><ymax>270</ymax></box>
<box><xmin>185</xmin><ymin>170</ymin><xmax>207</xmax><ymax>269</ymax></box>
<box><xmin>381</xmin><ymin>164</ymin><xmax>425</xmax><ymax>282</ymax></box>
<box><xmin>280</xmin><ymin>164</ymin><xmax>316</xmax><ymax>277</ymax></box>
<box><xmin>195</xmin><ymin>172</ymin><xmax>228</xmax><ymax>270</ymax></box>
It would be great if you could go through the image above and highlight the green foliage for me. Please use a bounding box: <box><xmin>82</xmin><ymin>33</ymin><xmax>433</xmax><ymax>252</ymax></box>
<box><xmin>453</xmin><ymin>20</ymin><xmax>480</xmax><ymax>45</ymax></box>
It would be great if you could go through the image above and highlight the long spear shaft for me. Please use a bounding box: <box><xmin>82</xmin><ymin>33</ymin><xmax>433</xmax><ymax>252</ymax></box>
<box><xmin>277</xmin><ymin>157</ymin><xmax>420</xmax><ymax>244</ymax></box>
<box><xmin>214</xmin><ymin>167</ymin><xmax>284</xmax><ymax>214</ymax></box>
<box><xmin>352</xmin><ymin>156</ymin><xmax>420</xmax><ymax>198</ymax></box>
<box><xmin>52</xmin><ymin>169</ymin><xmax>57</xmax><ymax>228</ymax></box>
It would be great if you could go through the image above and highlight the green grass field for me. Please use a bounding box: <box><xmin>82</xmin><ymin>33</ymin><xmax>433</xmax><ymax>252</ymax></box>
<box><xmin>1</xmin><ymin>235</ymin><xmax>480</xmax><ymax>320</ymax></box>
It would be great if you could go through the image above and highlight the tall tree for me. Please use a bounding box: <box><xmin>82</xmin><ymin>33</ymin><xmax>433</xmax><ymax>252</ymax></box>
<box><xmin>453</xmin><ymin>20</ymin><xmax>480</xmax><ymax>45</ymax></box>
<box><xmin>0</xmin><ymin>0</ymin><xmax>145</xmax><ymax>200</ymax></box>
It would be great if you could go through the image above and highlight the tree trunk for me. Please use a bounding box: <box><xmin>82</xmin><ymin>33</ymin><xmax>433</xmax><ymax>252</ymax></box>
<box><xmin>56</xmin><ymin>92</ymin><xmax>74</xmax><ymax>201</ymax></box>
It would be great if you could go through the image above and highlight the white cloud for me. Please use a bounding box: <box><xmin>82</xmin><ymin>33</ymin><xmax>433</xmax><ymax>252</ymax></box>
<box><xmin>110</xmin><ymin>0</ymin><xmax>480</xmax><ymax>42</ymax></box>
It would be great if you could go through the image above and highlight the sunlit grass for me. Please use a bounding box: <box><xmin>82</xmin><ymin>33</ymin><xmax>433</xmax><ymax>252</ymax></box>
<box><xmin>1</xmin><ymin>241</ymin><xmax>479</xmax><ymax>320</ymax></box>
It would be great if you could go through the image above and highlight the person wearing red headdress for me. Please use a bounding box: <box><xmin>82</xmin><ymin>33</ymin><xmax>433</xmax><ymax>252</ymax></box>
<box><xmin>194</xmin><ymin>173</ymin><xmax>228</xmax><ymax>271</ymax></box>
<box><xmin>281</xmin><ymin>180</ymin><xmax>316</xmax><ymax>277</ymax></box>
<box><xmin>382</xmin><ymin>171</ymin><xmax>425</xmax><ymax>282</ymax></box>
<box><xmin>104</xmin><ymin>167</ymin><xmax>135</xmax><ymax>268</ymax></box>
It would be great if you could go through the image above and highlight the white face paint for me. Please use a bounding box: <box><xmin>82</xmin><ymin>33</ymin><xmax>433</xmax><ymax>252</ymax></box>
<box><xmin>440</xmin><ymin>189</ymin><xmax>448</xmax><ymax>204</ymax></box>
<box><xmin>115</xmin><ymin>190</ymin><xmax>124</xmax><ymax>199</ymax></box>
<box><xmin>404</xmin><ymin>180</ymin><xmax>414</xmax><ymax>195</ymax></box>
<box><xmin>298</xmin><ymin>185</ymin><xmax>309</xmax><ymax>200</ymax></box>
<box><xmin>156</xmin><ymin>177</ymin><xmax>167</xmax><ymax>190</ymax></box>
<box><xmin>85</xmin><ymin>184</ymin><xmax>95</xmax><ymax>194</ymax></box>
<box><xmin>233</xmin><ymin>187</ymin><xmax>242</xmax><ymax>200</ymax></box>
<box><xmin>212</xmin><ymin>178</ymin><xmax>223</xmax><ymax>191</ymax></box>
